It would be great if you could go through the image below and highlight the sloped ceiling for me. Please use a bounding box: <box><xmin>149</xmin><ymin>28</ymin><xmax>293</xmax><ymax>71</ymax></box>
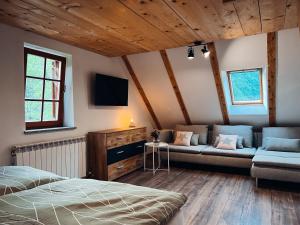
<box><xmin>0</xmin><ymin>0</ymin><xmax>299</xmax><ymax>56</ymax></box>
<box><xmin>125</xmin><ymin>28</ymin><xmax>300</xmax><ymax>128</ymax></box>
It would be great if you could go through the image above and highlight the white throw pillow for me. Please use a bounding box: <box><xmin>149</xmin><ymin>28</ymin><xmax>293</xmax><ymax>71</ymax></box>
<box><xmin>174</xmin><ymin>131</ymin><xmax>193</xmax><ymax>146</ymax></box>
<box><xmin>216</xmin><ymin>134</ymin><xmax>238</xmax><ymax>150</ymax></box>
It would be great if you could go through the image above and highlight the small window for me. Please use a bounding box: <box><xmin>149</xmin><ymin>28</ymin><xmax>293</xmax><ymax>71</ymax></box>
<box><xmin>227</xmin><ymin>68</ymin><xmax>263</xmax><ymax>105</ymax></box>
<box><xmin>24</xmin><ymin>48</ymin><xmax>66</xmax><ymax>130</ymax></box>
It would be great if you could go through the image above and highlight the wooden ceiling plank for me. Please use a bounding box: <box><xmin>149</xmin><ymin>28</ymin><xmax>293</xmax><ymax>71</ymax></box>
<box><xmin>0</xmin><ymin>0</ymin><xmax>121</xmax><ymax>56</ymax></box>
<box><xmin>122</xmin><ymin>56</ymin><xmax>162</xmax><ymax>130</ymax></box>
<box><xmin>267</xmin><ymin>32</ymin><xmax>277</xmax><ymax>126</ymax></box>
<box><xmin>207</xmin><ymin>42</ymin><xmax>230</xmax><ymax>125</ymax></box>
<box><xmin>259</xmin><ymin>0</ymin><xmax>286</xmax><ymax>33</ymax></box>
<box><xmin>50</xmin><ymin>0</ymin><xmax>178</xmax><ymax>51</ymax></box>
<box><xmin>234</xmin><ymin>0</ymin><xmax>262</xmax><ymax>35</ymax></box>
<box><xmin>119</xmin><ymin>0</ymin><xmax>200</xmax><ymax>45</ymax></box>
<box><xmin>211</xmin><ymin>0</ymin><xmax>245</xmax><ymax>39</ymax></box>
<box><xmin>21</xmin><ymin>0</ymin><xmax>146</xmax><ymax>55</ymax></box>
<box><xmin>284</xmin><ymin>0</ymin><xmax>299</xmax><ymax>28</ymax></box>
<box><xmin>160</xmin><ymin>50</ymin><xmax>192</xmax><ymax>125</ymax></box>
<box><xmin>163</xmin><ymin>0</ymin><xmax>215</xmax><ymax>41</ymax></box>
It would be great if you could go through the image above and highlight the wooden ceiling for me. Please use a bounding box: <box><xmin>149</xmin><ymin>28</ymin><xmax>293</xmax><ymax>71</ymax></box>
<box><xmin>0</xmin><ymin>0</ymin><xmax>299</xmax><ymax>57</ymax></box>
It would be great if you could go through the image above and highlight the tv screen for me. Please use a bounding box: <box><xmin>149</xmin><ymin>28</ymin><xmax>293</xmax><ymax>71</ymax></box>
<box><xmin>94</xmin><ymin>74</ymin><xmax>128</xmax><ymax>106</ymax></box>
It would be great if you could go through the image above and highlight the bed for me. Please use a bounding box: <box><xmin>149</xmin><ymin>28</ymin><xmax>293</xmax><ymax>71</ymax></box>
<box><xmin>0</xmin><ymin>166</ymin><xmax>186</xmax><ymax>225</ymax></box>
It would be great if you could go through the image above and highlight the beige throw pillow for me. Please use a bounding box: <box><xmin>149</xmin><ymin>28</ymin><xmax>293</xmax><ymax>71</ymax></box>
<box><xmin>216</xmin><ymin>134</ymin><xmax>238</xmax><ymax>150</ymax></box>
<box><xmin>174</xmin><ymin>131</ymin><xmax>193</xmax><ymax>146</ymax></box>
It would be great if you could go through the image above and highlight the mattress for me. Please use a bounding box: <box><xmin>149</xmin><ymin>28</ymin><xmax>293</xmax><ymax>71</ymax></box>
<box><xmin>0</xmin><ymin>166</ymin><xmax>66</xmax><ymax>196</ymax></box>
<box><xmin>0</xmin><ymin>178</ymin><xmax>187</xmax><ymax>225</ymax></box>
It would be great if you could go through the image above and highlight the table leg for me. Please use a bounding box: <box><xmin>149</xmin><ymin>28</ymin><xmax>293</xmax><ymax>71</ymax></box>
<box><xmin>152</xmin><ymin>146</ymin><xmax>155</xmax><ymax>175</ymax></box>
<box><xmin>158</xmin><ymin>147</ymin><xmax>161</xmax><ymax>169</ymax></box>
<box><xmin>168</xmin><ymin>145</ymin><xmax>170</xmax><ymax>173</ymax></box>
<box><xmin>144</xmin><ymin>145</ymin><xmax>146</xmax><ymax>171</ymax></box>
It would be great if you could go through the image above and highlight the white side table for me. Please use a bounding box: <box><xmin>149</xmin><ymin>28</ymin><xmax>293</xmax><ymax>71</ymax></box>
<box><xmin>144</xmin><ymin>142</ymin><xmax>170</xmax><ymax>175</ymax></box>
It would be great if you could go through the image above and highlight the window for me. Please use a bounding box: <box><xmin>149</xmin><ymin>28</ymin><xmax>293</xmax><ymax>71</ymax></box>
<box><xmin>24</xmin><ymin>48</ymin><xmax>66</xmax><ymax>130</ymax></box>
<box><xmin>227</xmin><ymin>68</ymin><xmax>263</xmax><ymax>105</ymax></box>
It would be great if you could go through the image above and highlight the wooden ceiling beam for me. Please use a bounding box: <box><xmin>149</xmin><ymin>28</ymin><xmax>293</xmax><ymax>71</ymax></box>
<box><xmin>267</xmin><ymin>32</ymin><xmax>277</xmax><ymax>126</ymax></box>
<box><xmin>160</xmin><ymin>50</ymin><xmax>192</xmax><ymax>125</ymax></box>
<box><xmin>122</xmin><ymin>56</ymin><xmax>162</xmax><ymax>130</ymax></box>
<box><xmin>207</xmin><ymin>42</ymin><xmax>230</xmax><ymax>125</ymax></box>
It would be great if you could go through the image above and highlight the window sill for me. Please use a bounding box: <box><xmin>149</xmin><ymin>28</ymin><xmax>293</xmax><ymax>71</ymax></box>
<box><xmin>24</xmin><ymin>126</ymin><xmax>77</xmax><ymax>135</ymax></box>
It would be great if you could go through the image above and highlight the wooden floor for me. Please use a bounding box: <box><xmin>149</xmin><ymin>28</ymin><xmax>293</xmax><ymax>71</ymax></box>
<box><xmin>117</xmin><ymin>165</ymin><xmax>300</xmax><ymax>225</ymax></box>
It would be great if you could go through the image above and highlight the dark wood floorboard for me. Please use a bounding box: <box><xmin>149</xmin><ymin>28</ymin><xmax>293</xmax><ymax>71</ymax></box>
<box><xmin>117</xmin><ymin>167</ymin><xmax>300</xmax><ymax>225</ymax></box>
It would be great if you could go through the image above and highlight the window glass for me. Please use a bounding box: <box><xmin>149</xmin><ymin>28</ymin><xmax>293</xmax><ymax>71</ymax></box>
<box><xmin>26</xmin><ymin>54</ymin><xmax>45</xmax><ymax>78</ymax></box>
<box><xmin>228</xmin><ymin>69</ymin><xmax>263</xmax><ymax>105</ymax></box>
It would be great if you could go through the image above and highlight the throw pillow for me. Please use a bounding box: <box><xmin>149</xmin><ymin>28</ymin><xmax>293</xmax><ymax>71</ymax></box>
<box><xmin>174</xmin><ymin>131</ymin><xmax>193</xmax><ymax>146</ymax></box>
<box><xmin>264</xmin><ymin>137</ymin><xmax>300</xmax><ymax>152</ymax></box>
<box><xmin>214</xmin><ymin>135</ymin><xmax>244</xmax><ymax>149</ymax></box>
<box><xmin>216</xmin><ymin>134</ymin><xmax>238</xmax><ymax>150</ymax></box>
<box><xmin>190</xmin><ymin>134</ymin><xmax>200</xmax><ymax>146</ymax></box>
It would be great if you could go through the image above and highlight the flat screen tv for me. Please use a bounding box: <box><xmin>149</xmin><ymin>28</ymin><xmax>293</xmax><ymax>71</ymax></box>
<box><xmin>94</xmin><ymin>74</ymin><xmax>128</xmax><ymax>106</ymax></box>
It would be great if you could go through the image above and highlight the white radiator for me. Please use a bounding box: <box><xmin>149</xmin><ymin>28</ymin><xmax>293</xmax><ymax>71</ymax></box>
<box><xmin>11</xmin><ymin>136</ymin><xmax>87</xmax><ymax>178</ymax></box>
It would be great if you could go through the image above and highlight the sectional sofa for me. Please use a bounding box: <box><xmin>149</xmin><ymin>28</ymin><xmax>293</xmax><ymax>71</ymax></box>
<box><xmin>159</xmin><ymin>125</ymin><xmax>300</xmax><ymax>185</ymax></box>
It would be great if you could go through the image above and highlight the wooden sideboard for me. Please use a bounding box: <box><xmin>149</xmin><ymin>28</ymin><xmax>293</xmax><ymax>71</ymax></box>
<box><xmin>87</xmin><ymin>127</ymin><xmax>147</xmax><ymax>180</ymax></box>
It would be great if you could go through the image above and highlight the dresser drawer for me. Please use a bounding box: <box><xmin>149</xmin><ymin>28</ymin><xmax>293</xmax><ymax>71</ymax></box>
<box><xmin>107</xmin><ymin>141</ymin><xmax>145</xmax><ymax>165</ymax></box>
<box><xmin>106</xmin><ymin>132</ymin><xmax>131</xmax><ymax>149</ymax></box>
<box><xmin>108</xmin><ymin>154</ymin><xmax>143</xmax><ymax>180</ymax></box>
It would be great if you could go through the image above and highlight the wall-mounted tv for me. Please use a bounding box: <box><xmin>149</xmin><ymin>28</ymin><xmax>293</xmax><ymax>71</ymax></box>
<box><xmin>94</xmin><ymin>74</ymin><xmax>128</xmax><ymax>106</ymax></box>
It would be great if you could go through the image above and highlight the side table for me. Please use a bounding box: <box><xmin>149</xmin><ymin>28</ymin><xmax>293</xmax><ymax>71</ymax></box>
<box><xmin>144</xmin><ymin>142</ymin><xmax>170</xmax><ymax>175</ymax></box>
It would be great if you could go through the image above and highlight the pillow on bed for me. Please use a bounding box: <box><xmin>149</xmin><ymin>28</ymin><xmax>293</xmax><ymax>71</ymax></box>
<box><xmin>263</xmin><ymin>137</ymin><xmax>300</xmax><ymax>152</ymax></box>
<box><xmin>0</xmin><ymin>166</ymin><xmax>67</xmax><ymax>196</ymax></box>
<box><xmin>216</xmin><ymin>134</ymin><xmax>238</xmax><ymax>150</ymax></box>
<box><xmin>174</xmin><ymin>131</ymin><xmax>193</xmax><ymax>146</ymax></box>
<box><xmin>214</xmin><ymin>135</ymin><xmax>244</xmax><ymax>149</ymax></box>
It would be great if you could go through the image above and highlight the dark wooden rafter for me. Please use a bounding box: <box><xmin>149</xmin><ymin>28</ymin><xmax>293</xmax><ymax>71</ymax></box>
<box><xmin>207</xmin><ymin>42</ymin><xmax>230</xmax><ymax>125</ymax></box>
<box><xmin>299</xmin><ymin>0</ymin><xmax>300</xmax><ymax>31</ymax></box>
<box><xmin>159</xmin><ymin>50</ymin><xmax>192</xmax><ymax>125</ymax></box>
<box><xmin>121</xmin><ymin>56</ymin><xmax>162</xmax><ymax>130</ymax></box>
<box><xmin>267</xmin><ymin>32</ymin><xmax>277</xmax><ymax>126</ymax></box>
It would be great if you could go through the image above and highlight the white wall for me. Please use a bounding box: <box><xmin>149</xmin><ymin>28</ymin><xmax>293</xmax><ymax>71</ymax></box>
<box><xmin>277</xmin><ymin>28</ymin><xmax>300</xmax><ymax>125</ymax></box>
<box><xmin>215</xmin><ymin>33</ymin><xmax>269</xmax><ymax>125</ymax></box>
<box><xmin>0</xmin><ymin>23</ymin><xmax>152</xmax><ymax>166</ymax></box>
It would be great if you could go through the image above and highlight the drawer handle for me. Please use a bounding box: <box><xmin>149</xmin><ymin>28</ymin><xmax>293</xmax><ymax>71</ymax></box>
<box><xmin>116</xmin><ymin>151</ymin><xmax>124</xmax><ymax>154</ymax></box>
<box><xmin>136</xmin><ymin>146</ymin><xmax>143</xmax><ymax>148</ymax></box>
<box><xmin>117</xmin><ymin>165</ymin><xmax>124</xmax><ymax>169</ymax></box>
<box><xmin>116</xmin><ymin>137</ymin><xmax>123</xmax><ymax>140</ymax></box>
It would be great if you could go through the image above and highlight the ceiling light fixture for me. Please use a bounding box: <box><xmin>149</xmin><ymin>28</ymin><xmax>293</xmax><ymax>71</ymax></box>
<box><xmin>187</xmin><ymin>47</ymin><xmax>194</xmax><ymax>60</ymax></box>
<box><xmin>186</xmin><ymin>41</ymin><xmax>210</xmax><ymax>59</ymax></box>
<box><xmin>201</xmin><ymin>46</ymin><xmax>210</xmax><ymax>58</ymax></box>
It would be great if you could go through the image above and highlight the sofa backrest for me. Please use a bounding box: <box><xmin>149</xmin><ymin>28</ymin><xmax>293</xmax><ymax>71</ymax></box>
<box><xmin>262</xmin><ymin>127</ymin><xmax>300</xmax><ymax>147</ymax></box>
<box><xmin>212</xmin><ymin>125</ymin><xmax>254</xmax><ymax>148</ymax></box>
<box><xmin>175</xmin><ymin>125</ymin><xmax>208</xmax><ymax>145</ymax></box>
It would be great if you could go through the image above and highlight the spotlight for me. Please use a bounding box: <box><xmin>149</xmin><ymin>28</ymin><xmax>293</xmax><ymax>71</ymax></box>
<box><xmin>187</xmin><ymin>46</ymin><xmax>194</xmax><ymax>60</ymax></box>
<box><xmin>201</xmin><ymin>46</ymin><xmax>210</xmax><ymax>58</ymax></box>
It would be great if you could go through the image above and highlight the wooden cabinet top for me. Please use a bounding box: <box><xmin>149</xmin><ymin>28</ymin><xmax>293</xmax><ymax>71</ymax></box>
<box><xmin>88</xmin><ymin>126</ymin><xmax>146</xmax><ymax>134</ymax></box>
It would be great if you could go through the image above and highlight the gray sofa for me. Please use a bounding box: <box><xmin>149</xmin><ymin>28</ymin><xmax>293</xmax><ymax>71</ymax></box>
<box><xmin>159</xmin><ymin>125</ymin><xmax>300</xmax><ymax>185</ymax></box>
<box><xmin>160</xmin><ymin>124</ymin><xmax>256</xmax><ymax>169</ymax></box>
<box><xmin>251</xmin><ymin>127</ymin><xmax>300</xmax><ymax>184</ymax></box>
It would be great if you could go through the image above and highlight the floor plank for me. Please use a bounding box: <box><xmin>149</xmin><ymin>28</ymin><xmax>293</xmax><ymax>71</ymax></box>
<box><xmin>117</xmin><ymin>166</ymin><xmax>300</xmax><ymax>225</ymax></box>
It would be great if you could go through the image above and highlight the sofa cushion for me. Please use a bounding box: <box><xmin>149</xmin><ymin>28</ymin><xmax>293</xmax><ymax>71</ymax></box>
<box><xmin>264</xmin><ymin>137</ymin><xmax>300</xmax><ymax>152</ymax></box>
<box><xmin>160</xmin><ymin>144</ymin><xmax>207</xmax><ymax>154</ymax></box>
<box><xmin>190</xmin><ymin>134</ymin><xmax>200</xmax><ymax>146</ymax></box>
<box><xmin>176</xmin><ymin>125</ymin><xmax>208</xmax><ymax>145</ymax></box>
<box><xmin>159</xmin><ymin>129</ymin><xmax>174</xmax><ymax>143</ymax></box>
<box><xmin>252</xmin><ymin>148</ymin><xmax>300</xmax><ymax>169</ymax></box>
<box><xmin>262</xmin><ymin>127</ymin><xmax>300</xmax><ymax>147</ymax></box>
<box><xmin>216</xmin><ymin>134</ymin><xmax>238</xmax><ymax>150</ymax></box>
<box><xmin>201</xmin><ymin>146</ymin><xmax>256</xmax><ymax>158</ymax></box>
<box><xmin>212</xmin><ymin>125</ymin><xmax>253</xmax><ymax>148</ymax></box>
